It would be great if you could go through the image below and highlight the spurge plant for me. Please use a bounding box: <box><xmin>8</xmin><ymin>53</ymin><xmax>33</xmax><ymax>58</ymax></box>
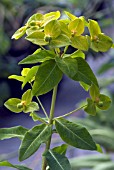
<box><xmin>0</xmin><ymin>11</ymin><xmax>113</xmax><ymax>170</ymax></box>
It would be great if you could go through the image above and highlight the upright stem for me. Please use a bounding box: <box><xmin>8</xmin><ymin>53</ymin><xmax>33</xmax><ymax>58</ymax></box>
<box><xmin>42</xmin><ymin>85</ymin><xmax>58</xmax><ymax>170</ymax></box>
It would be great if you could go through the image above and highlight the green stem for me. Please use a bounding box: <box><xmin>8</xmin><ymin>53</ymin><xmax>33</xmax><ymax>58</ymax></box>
<box><xmin>42</xmin><ymin>85</ymin><xmax>58</xmax><ymax>170</ymax></box>
<box><xmin>55</xmin><ymin>104</ymin><xmax>87</xmax><ymax>119</ymax></box>
<box><xmin>36</xmin><ymin>96</ymin><xmax>49</xmax><ymax>119</ymax></box>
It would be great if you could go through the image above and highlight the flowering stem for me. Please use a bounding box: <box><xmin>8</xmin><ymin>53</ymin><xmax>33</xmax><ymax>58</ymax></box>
<box><xmin>42</xmin><ymin>85</ymin><xmax>58</xmax><ymax>170</ymax></box>
<box><xmin>36</xmin><ymin>96</ymin><xmax>49</xmax><ymax>119</ymax></box>
<box><xmin>55</xmin><ymin>104</ymin><xmax>87</xmax><ymax>119</ymax></box>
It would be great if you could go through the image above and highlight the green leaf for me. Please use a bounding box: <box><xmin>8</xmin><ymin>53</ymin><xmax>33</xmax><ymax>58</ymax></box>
<box><xmin>89</xmin><ymin>84</ymin><xmax>100</xmax><ymax>101</ymax></box>
<box><xmin>26</xmin><ymin>26</ymin><xmax>43</xmax><ymax>36</ymax></box>
<box><xmin>50</xmin><ymin>34</ymin><xmax>71</xmax><ymax>48</ymax></box>
<box><xmin>21</xmin><ymin>68</ymin><xmax>30</xmax><ymax>77</ymax></box>
<box><xmin>55</xmin><ymin>56</ymin><xmax>78</xmax><ymax>78</ymax></box>
<box><xmin>23</xmin><ymin>102</ymin><xmax>39</xmax><ymax>113</ymax></box>
<box><xmin>70</xmin><ymin>50</ymin><xmax>85</xmax><ymax>59</ymax></box>
<box><xmin>22</xmin><ymin>89</ymin><xmax>32</xmax><ymax>105</ymax></box>
<box><xmin>52</xmin><ymin>144</ymin><xmax>68</xmax><ymax>155</ymax></box>
<box><xmin>0</xmin><ymin>161</ymin><xmax>32</xmax><ymax>170</ymax></box>
<box><xmin>32</xmin><ymin>60</ymin><xmax>63</xmax><ymax>96</ymax></box>
<box><xmin>44</xmin><ymin>20</ymin><xmax>61</xmax><ymax>38</ymax></box>
<box><xmin>72</xmin><ymin>57</ymin><xmax>98</xmax><ymax>87</ymax></box>
<box><xmin>96</xmin><ymin>94</ymin><xmax>111</xmax><ymax>110</ymax></box>
<box><xmin>0</xmin><ymin>126</ymin><xmax>28</xmax><ymax>140</ymax></box>
<box><xmin>71</xmin><ymin>35</ymin><xmax>89</xmax><ymax>51</ymax></box>
<box><xmin>91</xmin><ymin>34</ymin><xmax>113</xmax><ymax>52</ymax></box>
<box><xmin>8</xmin><ymin>75</ymin><xmax>24</xmax><ymax>82</ymax></box>
<box><xmin>84</xmin><ymin>98</ymin><xmax>96</xmax><ymax>116</ymax></box>
<box><xmin>68</xmin><ymin>18</ymin><xmax>84</xmax><ymax>36</ymax></box>
<box><xmin>80</xmin><ymin>81</ymin><xmax>90</xmax><ymax>91</ymax></box>
<box><xmin>55</xmin><ymin>118</ymin><xmax>97</xmax><ymax>150</ymax></box>
<box><xmin>43</xmin><ymin>11</ymin><xmax>60</xmax><ymax>25</ymax></box>
<box><xmin>59</xmin><ymin>21</ymin><xmax>71</xmax><ymax>37</ymax></box>
<box><xmin>4</xmin><ymin>98</ymin><xmax>22</xmax><ymax>113</ymax></box>
<box><xmin>19</xmin><ymin>50</ymin><xmax>55</xmax><ymax>65</ymax></box>
<box><xmin>93</xmin><ymin>162</ymin><xmax>114</xmax><ymax>170</ymax></box>
<box><xmin>19</xmin><ymin>124</ymin><xmax>52</xmax><ymax>161</ymax></box>
<box><xmin>30</xmin><ymin>112</ymin><xmax>47</xmax><ymax>123</ymax></box>
<box><xmin>22</xmin><ymin>66</ymin><xmax>39</xmax><ymax>88</ymax></box>
<box><xmin>64</xmin><ymin>11</ymin><xmax>77</xmax><ymax>20</ymax></box>
<box><xmin>88</xmin><ymin>20</ymin><xmax>101</xmax><ymax>37</ymax></box>
<box><xmin>27</xmin><ymin>13</ymin><xmax>44</xmax><ymax>25</ymax></box>
<box><xmin>25</xmin><ymin>31</ymin><xmax>48</xmax><ymax>45</ymax></box>
<box><xmin>96</xmin><ymin>144</ymin><xmax>103</xmax><ymax>153</ymax></box>
<box><xmin>79</xmin><ymin>16</ymin><xmax>88</xmax><ymax>27</ymax></box>
<box><xmin>44</xmin><ymin>150</ymin><xmax>71</xmax><ymax>170</ymax></box>
<box><xmin>12</xmin><ymin>26</ymin><xmax>27</xmax><ymax>40</ymax></box>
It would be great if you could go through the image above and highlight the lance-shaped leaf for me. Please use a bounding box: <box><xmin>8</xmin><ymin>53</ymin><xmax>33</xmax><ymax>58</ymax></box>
<box><xmin>55</xmin><ymin>118</ymin><xmax>97</xmax><ymax>150</ymax></box>
<box><xmin>68</xmin><ymin>18</ymin><xmax>84</xmax><ymax>36</ymax></box>
<box><xmin>96</xmin><ymin>94</ymin><xmax>111</xmax><ymax>110</ymax></box>
<box><xmin>44</xmin><ymin>150</ymin><xmax>71</xmax><ymax>170</ymax></box>
<box><xmin>32</xmin><ymin>60</ymin><xmax>63</xmax><ymax>96</ymax></box>
<box><xmin>84</xmin><ymin>98</ymin><xmax>96</xmax><ymax>116</ymax></box>
<box><xmin>19</xmin><ymin>124</ymin><xmax>52</xmax><ymax>161</ymax></box>
<box><xmin>12</xmin><ymin>26</ymin><xmax>27</xmax><ymax>40</ymax></box>
<box><xmin>0</xmin><ymin>161</ymin><xmax>32</xmax><ymax>170</ymax></box>
<box><xmin>4</xmin><ymin>98</ymin><xmax>22</xmax><ymax>113</ymax></box>
<box><xmin>19</xmin><ymin>50</ymin><xmax>55</xmax><ymax>65</ymax></box>
<box><xmin>50</xmin><ymin>34</ymin><xmax>71</xmax><ymax>48</ymax></box>
<box><xmin>71</xmin><ymin>35</ymin><xmax>89</xmax><ymax>51</ymax></box>
<box><xmin>72</xmin><ymin>57</ymin><xmax>98</xmax><ymax>87</ymax></box>
<box><xmin>55</xmin><ymin>56</ymin><xmax>78</xmax><ymax>78</ymax></box>
<box><xmin>0</xmin><ymin>126</ymin><xmax>28</xmax><ymax>140</ymax></box>
<box><xmin>25</xmin><ymin>31</ymin><xmax>48</xmax><ymax>45</ymax></box>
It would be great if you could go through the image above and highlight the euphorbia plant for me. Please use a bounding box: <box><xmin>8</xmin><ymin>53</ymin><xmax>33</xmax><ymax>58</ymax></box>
<box><xmin>0</xmin><ymin>11</ymin><xmax>113</xmax><ymax>170</ymax></box>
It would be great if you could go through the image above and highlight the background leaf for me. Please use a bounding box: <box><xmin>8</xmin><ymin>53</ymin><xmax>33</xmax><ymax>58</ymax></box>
<box><xmin>0</xmin><ymin>161</ymin><xmax>31</xmax><ymax>170</ymax></box>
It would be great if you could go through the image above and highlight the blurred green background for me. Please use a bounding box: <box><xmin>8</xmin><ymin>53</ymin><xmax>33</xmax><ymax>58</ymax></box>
<box><xmin>0</xmin><ymin>0</ymin><xmax>114</xmax><ymax>169</ymax></box>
